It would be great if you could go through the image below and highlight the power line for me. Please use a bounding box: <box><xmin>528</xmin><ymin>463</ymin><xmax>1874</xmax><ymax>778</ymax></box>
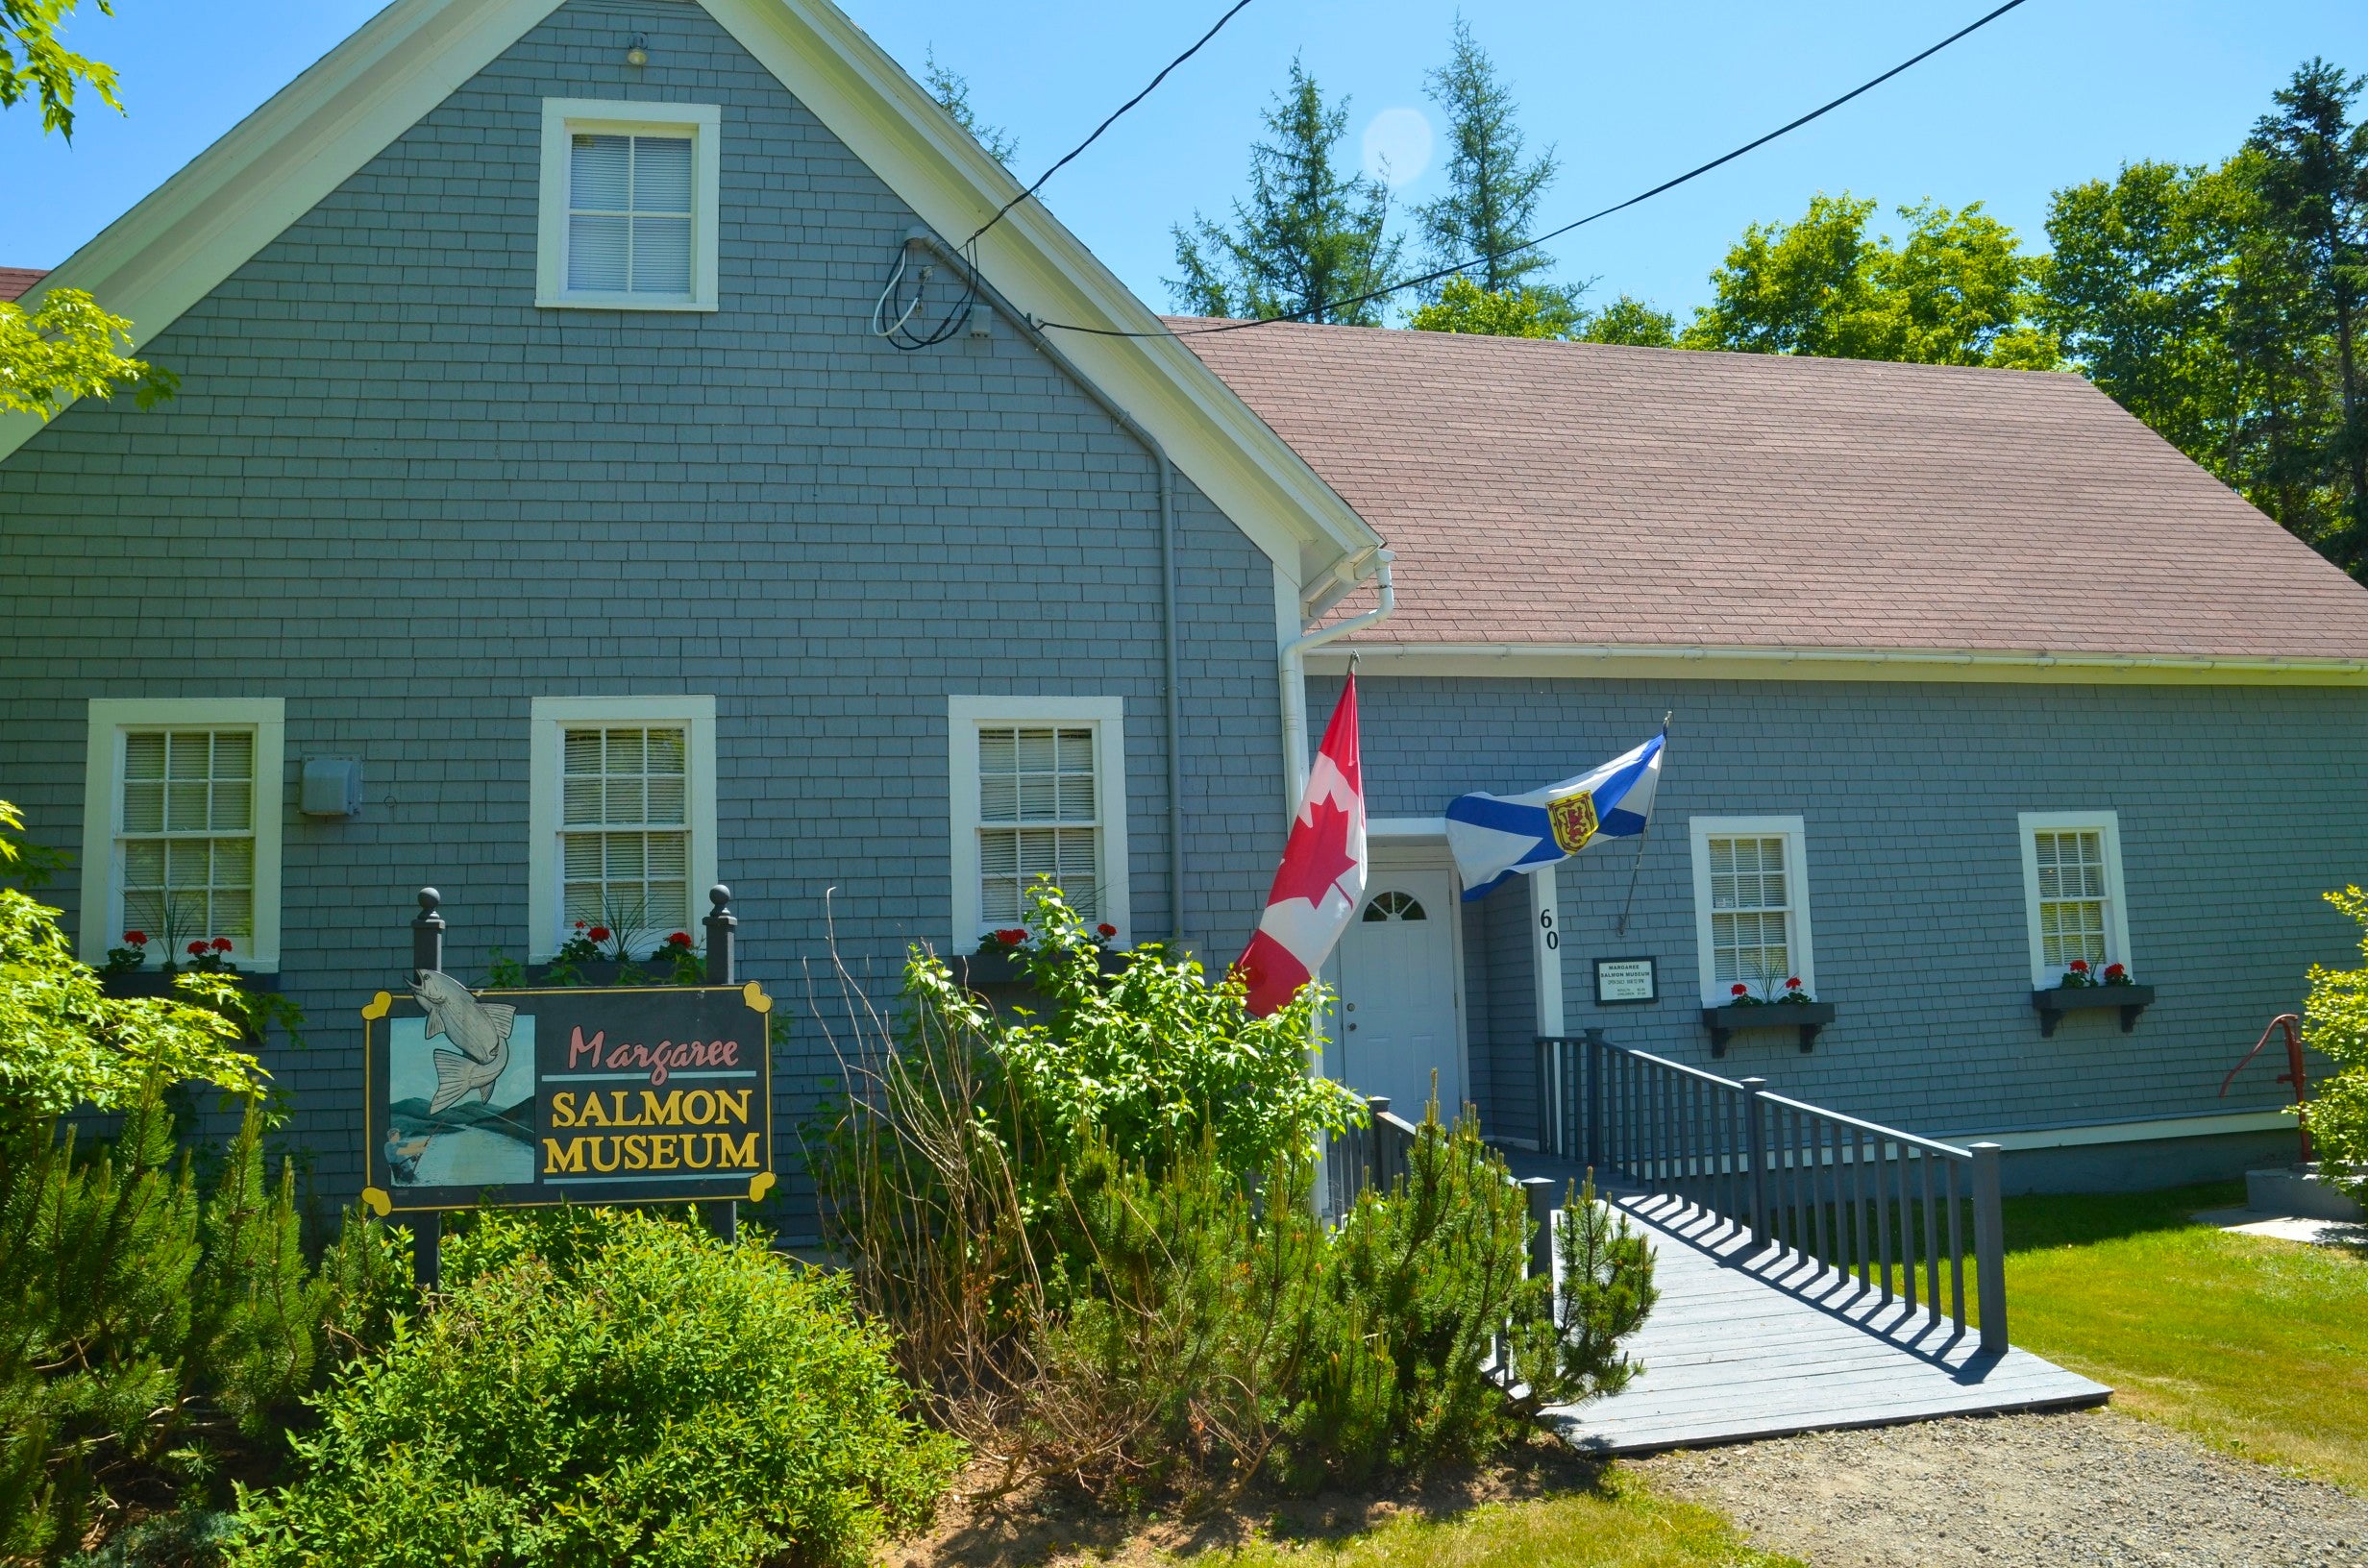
<box><xmin>1034</xmin><ymin>0</ymin><xmax>2037</xmax><ymax>340</ymax></box>
<box><xmin>967</xmin><ymin>0</ymin><xmax>1259</xmax><ymax>247</ymax></box>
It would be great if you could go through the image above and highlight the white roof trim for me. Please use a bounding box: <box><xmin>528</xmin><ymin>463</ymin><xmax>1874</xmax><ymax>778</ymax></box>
<box><xmin>0</xmin><ymin>0</ymin><xmax>1385</xmax><ymax>583</ymax></box>
<box><xmin>1303</xmin><ymin>640</ymin><xmax>2368</xmax><ymax>687</ymax></box>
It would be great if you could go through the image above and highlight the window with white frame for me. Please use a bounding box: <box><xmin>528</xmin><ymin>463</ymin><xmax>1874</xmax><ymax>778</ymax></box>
<box><xmin>2018</xmin><ymin>811</ymin><xmax>2132</xmax><ymax>987</ymax></box>
<box><xmin>1688</xmin><ymin>816</ymin><xmax>1814</xmax><ymax>1004</ymax></box>
<box><xmin>948</xmin><ymin>697</ymin><xmax>1130</xmax><ymax>947</ymax></box>
<box><xmin>536</xmin><ymin>99</ymin><xmax>720</xmax><ymax>310</ymax></box>
<box><xmin>81</xmin><ymin>699</ymin><xmax>284</xmax><ymax>969</ymax></box>
<box><xmin>529</xmin><ymin>697</ymin><xmax>717</xmax><ymax>960</ymax></box>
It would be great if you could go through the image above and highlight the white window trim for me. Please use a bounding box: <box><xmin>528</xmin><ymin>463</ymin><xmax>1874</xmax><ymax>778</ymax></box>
<box><xmin>529</xmin><ymin>696</ymin><xmax>718</xmax><ymax>962</ymax></box>
<box><xmin>81</xmin><ymin>698</ymin><xmax>285</xmax><ymax>969</ymax></box>
<box><xmin>535</xmin><ymin>98</ymin><xmax>722</xmax><ymax>312</ymax></box>
<box><xmin>2017</xmin><ymin>810</ymin><xmax>2133</xmax><ymax>990</ymax></box>
<box><xmin>948</xmin><ymin>696</ymin><xmax>1131</xmax><ymax>951</ymax></box>
<box><xmin>1688</xmin><ymin>814</ymin><xmax>1815</xmax><ymax>1007</ymax></box>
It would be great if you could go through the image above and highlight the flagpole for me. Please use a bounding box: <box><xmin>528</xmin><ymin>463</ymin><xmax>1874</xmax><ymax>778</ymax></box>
<box><xmin>1613</xmin><ymin>714</ymin><xmax>1670</xmax><ymax>938</ymax></box>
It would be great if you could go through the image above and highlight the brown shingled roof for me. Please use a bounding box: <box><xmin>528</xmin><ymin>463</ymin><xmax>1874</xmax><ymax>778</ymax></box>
<box><xmin>1173</xmin><ymin>318</ymin><xmax>2368</xmax><ymax>663</ymax></box>
<box><xmin>0</xmin><ymin>268</ymin><xmax>46</xmax><ymax>303</ymax></box>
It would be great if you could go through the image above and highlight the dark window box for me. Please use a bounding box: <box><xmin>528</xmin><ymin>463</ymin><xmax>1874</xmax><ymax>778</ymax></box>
<box><xmin>2033</xmin><ymin>983</ymin><xmax>2154</xmax><ymax>1036</ymax></box>
<box><xmin>953</xmin><ymin>949</ymin><xmax>1131</xmax><ymax>988</ymax></box>
<box><xmin>523</xmin><ymin>959</ymin><xmax>695</xmax><ymax>989</ymax></box>
<box><xmin>1702</xmin><ymin>1001</ymin><xmax>1836</xmax><ymax>1056</ymax></box>
<box><xmin>100</xmin><ymin>968</ymin><xmax>282</xmax><ymax>999</ymax></box>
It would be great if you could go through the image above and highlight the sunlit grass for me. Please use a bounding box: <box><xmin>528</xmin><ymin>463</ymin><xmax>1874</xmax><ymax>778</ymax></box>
<box><xmin>1174</xmin><ymin>1471</ymin><xmax>1799</xmax><ymax>1568</ymax></box>
<box><xmin>2000</xmin><ymin>1181</ymin><xmax>2368</xmax><ymax>1488</ymax></box>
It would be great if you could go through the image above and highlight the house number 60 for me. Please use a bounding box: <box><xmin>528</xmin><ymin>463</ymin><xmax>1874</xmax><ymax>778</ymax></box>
<box><xmin>1538</xmin><ymin>907</ymin><xmax>1560</xmax><ymax>950</ymax></box>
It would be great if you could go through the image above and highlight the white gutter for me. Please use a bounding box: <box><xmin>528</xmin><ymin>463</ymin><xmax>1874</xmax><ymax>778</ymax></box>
<box><xmin>1279</xmin><ymin>551</ymin><xmax>1395</xmax><ymax>809</ymax></box>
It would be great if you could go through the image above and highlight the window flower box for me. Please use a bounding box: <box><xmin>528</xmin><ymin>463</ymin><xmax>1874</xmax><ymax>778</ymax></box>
<box><xmin>2033</xmin><ymin>983</ymin><xmax>2154</xmax><ymax>1036</ymax></box>
<box><xmin>100</xmin><ymin>968</ymin><xmax>283</xmax><ymax>999</ymax></box>
<box><xmin>1702</xmin><ymin>1001</ymin><xmax>1837</xmax><ymax>1056</ymax></box>
<box><xmin>954</xmin><ymin>948</ymin><xmax>1132</xmax><ymax>988</ymax></box>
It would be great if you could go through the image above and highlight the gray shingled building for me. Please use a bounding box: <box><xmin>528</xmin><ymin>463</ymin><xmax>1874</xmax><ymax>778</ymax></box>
<box><xmin>4</xmin><ymin>0</ymin><xmax>2363</xmax><ymax>1233</ymax></box>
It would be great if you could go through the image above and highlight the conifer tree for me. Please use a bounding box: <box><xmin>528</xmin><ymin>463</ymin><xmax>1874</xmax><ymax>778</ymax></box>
<box><xmin>1415</xmin><ymin>18</ymin><xmax>1564</xmax><ymax>303</ymax></box>
<box><xmin>922</xmin><ymin>48</ymin><xmax>1017</xmax><ymax>169</ymax></box>
<box><xmin>1168</xmin><ymin>60</ymin><xmax>1403</xmax><ymax>325</ymax></box>
<box><xmin>2245</xmin><ymin>59</ymin><xmax>2368</xmax><ymax>566</ymax></box>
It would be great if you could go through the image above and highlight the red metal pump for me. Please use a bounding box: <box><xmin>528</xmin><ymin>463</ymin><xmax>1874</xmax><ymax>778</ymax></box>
<box><xmin>2219</xmin><ymin>1013</ymin><xmax>2310</xmax><ymax>1164</ymax></box>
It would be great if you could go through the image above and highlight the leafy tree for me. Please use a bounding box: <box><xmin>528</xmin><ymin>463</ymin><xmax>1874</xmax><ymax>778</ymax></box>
<box><xmin>2039</xmin><ymin>159</ymin><xmax>2247</xmax><ymax>462</ymax></box>
<box><xmin>1</xmin><ymin>288</ymin><xmax>176</xmax><ymax>420</ymax></box>
<box><xmin>2245</xmin><ymin>59</ymin><xmax>2368</xmax><ymax>564</ymax></box>
<box><xmin>921</xmin><ymin>46</ymin><xmax>1015</xmax><ymax>168</ymax></box>
<box><xmin>1168</xmin><ymin>59</ymin><xmax>1403</xmax><ymax>324</ymax></box>
<box><xmin>1</xmin><ymin>0</ymin><xmax>173</xmax><ymax>421</ymax></box>
<box><xmin>0</xmin><ymin>801</ymin><xmax>261</xmax><ymax>1119</ymax></box>
<box><xmin>1577</xmin><ymin>294</ymin><xmax>1680</xmax><ymax>348</ymax></box>
<box><xmin>2</xmin><ymin>0</ymin><xmax>119</xmax><ymax>137</ymax></box>
<box><xmin>1683</xmin><ymin>193</ymin><xmax>2054</xmax><ymax>368</ymax></box>
<box><xmin>1415</xmin><ymin>17</ymin><xmax>1564</xmax><ymax>304</ymax></box>
<box><xmin>1407</xmin><ymin>275</ymin><xmax>1576</xmax><ymax>337</ymax></box>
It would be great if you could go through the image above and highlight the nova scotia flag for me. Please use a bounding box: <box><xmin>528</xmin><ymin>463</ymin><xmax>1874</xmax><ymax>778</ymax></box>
<box><xmin>1444</xmin><ymin>732</ymin><xmax>1664</xmax><ymax>900</ymax></box>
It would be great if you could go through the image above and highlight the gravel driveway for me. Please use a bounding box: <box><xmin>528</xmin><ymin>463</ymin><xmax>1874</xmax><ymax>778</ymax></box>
<box><xmin>1633</xmin><ymin>1409</ymin><xmax>2368</xmax><ymax>1568</ymax></box>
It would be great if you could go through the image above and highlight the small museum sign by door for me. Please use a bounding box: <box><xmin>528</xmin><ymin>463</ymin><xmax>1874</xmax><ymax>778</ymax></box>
<box><xmin>359</xmin><ymin>976</ymin><xmax>776</xmax><ymax>1215</ymax></box>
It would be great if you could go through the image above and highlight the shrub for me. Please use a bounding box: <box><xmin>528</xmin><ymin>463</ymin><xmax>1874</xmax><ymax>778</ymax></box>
<box><xmin>226</xmin><ymin>1208</ymin><xmax>960</xmax><ymax>1568</ymax></box>
<box><xmin>818</xmin><ymin>886</ymin><xmax>1657</xmax><ymax>1506</ymax></box>
<box><xmin>0</xmin><ymin>1085</ymin><xmax>397</xmax><ymax>1565</ymax></box>
<box><xmin>815</xmin><ymin>885</ymin><xmax>1363</xmax><ymax>1442</ymax></box>
<box><xmin>2302</xmin><ymin>886</ymin><xmax>2368</xmax><ymax>1192</ymax></box>
<box><xmin>921</xmin><ymin>886</ymin><xmax>1363</xmax><ymax>1185</ymax></box>
<box><xmin>1038</xmin><ymin>1105</ymin><xmax>1656</xmax><ymax>1500</ymax></box>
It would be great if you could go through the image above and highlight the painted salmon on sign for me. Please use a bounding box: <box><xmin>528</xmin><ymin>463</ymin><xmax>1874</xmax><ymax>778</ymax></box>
<box><xmin>359</xmin><ymin>975</ymin><xmax>775</xmax><ymax>1215</ymax></box>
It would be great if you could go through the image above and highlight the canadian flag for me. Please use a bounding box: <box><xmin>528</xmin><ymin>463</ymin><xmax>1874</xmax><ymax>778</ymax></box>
<box><xmin>1238</xmin><ymin>675</ymin><xmax>1367</xmax><ymax>1017</ymax></box>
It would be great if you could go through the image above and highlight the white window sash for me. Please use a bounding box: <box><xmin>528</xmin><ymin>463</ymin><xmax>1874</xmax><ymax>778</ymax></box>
<box><xmin>1688</xmin><ymin>815</ymin><xmax>1814</xmax><ymax>1006</ymax></box>
<box><xmin>529</xmin><ymin>697</ymin><xmax>718</xmax><ymax>962</ymax></box>
<box><xmin>536</xmin><ymin>99</ymin><xmax>721</xmax><ymax>311</ymax></box>
<box><xmin>948</xmin><ymin>697</ymin><xmax>1130</xmax><ymax>950</ymax></box>
<box><xmin>2017</xmin><ymin>811</ymin><xmax>2133</xmax><ymax>989</ymax></box>
<box><xmin>81</xmin><ymin>698</ymin><xmax>285</xmax><ymax>969</ymax></box>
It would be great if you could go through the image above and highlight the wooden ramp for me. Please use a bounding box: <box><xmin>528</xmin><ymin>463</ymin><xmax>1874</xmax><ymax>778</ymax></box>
<box><xmin>1541</xmin><ymin>1189</ymin><xmax>2110</xmax><ymax>1455</ymax></box>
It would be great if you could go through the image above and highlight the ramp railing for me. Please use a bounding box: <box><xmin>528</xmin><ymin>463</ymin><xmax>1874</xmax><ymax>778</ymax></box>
<box><xmin>1537</xmin><ymin>1031</ymin><xmax>2008</xmax><ymax>1353</ymax></box>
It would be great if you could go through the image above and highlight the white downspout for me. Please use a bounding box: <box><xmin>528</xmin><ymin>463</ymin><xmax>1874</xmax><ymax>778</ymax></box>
<box><xmin>1279</xmin><ymin>550</ymin><xmax>1394</xmax><ymax>809</ymax></box>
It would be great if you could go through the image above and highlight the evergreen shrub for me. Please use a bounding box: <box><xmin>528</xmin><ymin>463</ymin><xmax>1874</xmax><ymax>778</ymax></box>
<box><xmin>225</xmin><ymin>1208</ymin><xmax>961</xmax><ymax>1568</ymax></box>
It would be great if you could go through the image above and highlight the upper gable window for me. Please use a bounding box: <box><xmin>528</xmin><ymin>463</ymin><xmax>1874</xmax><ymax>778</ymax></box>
<box><xmin>536</xmin><ymin>100</ymin><xmax>720</xmax><ymax>311</ymax></box>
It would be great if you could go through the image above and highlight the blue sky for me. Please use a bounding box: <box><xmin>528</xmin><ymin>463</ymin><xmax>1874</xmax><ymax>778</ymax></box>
<box><xmin>6</xmin><ymin>0</ymin><xmax>2365</xmax><ymax>323</ymax></box>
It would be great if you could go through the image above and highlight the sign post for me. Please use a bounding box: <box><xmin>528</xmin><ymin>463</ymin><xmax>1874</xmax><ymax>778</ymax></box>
<box><xmin>363</xmin><ymin>888</ymin><xmax>775</xmax><ymax>1288</ymax></box>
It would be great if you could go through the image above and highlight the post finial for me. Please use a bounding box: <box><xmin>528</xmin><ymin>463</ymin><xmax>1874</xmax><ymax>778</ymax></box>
<box><xmin>417</xmin><ymin>887</ymin><xmax>441</xmax><ymax>917</ymax></box>
<box><xmin>709</xmin><ymin>884</ymin><xmax>731</xmax><ymax>913</ymax></box>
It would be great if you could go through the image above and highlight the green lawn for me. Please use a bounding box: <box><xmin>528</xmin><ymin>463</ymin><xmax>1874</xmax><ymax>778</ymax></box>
<box><xmin>2002</xmin><ymin>1180</ymin><xmax>2368</xmax><ymax>1487</ymax></box>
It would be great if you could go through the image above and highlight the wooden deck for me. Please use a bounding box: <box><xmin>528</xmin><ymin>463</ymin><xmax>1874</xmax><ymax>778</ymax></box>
<box><xmin>1535</xmin><ymin>1187</ymin><xmax>2110</xmax><ymax>1455</ymax></box>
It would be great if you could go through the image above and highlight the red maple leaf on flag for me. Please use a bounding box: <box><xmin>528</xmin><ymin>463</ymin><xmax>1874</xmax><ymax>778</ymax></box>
<box><xmin>1267</xmin><ymin>794</ymin><xmax>1360</xmax><ymax>910</ymax></box>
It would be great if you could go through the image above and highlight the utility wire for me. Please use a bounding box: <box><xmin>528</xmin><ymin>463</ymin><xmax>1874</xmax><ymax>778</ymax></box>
<box><xmin>967</xmin><ymin>0</ymin><xmax>1259</xmax><ymax>247</ymax></box>
<box><xmin>1035</xmin><ymin>0</ymin><xmax>2036</xmax><ymax>340</ymax></box>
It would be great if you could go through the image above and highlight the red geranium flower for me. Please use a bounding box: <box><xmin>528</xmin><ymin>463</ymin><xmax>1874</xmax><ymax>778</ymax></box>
<box><xmin>1784</xmin><ymin>977</ymin><xmax>1802</xmax><ymax>990</ymax></box>
<box><xmin>575</xmin><ymin>920</ymin><xmax>587</xmax><ymax>931</ymax></box>
<box><xmin>587</xmin><ymin>926</ymin><xmax>611</xmax><ymax>943</ymax></box>
<box><xmin>996</xmin><ymin>928</ymin><xmax>1025</xmax><ymax>946</ymax></box>
<box><xmin>123</xmin><ymin>930</ymin><xmax>148</xmax><ymax>945</ymax></box>
<box><xmin>1097</xmin><ymin>922</ymin><xmax>1117</xmax><ymax>939</ymax></box>
<box><xmin>666</xmin><ymin>931</ymin><xmax>692</xmax><ymax>947</ymax></box>
<box><xmin>211</xmin><ymin>937</ymin><xmax>234</xmax><ymax>952</ymax></box>
<box><xmin>2104</xmin><ymin>963</ymin><xmax>2127</xmax><ymax>978</ymax></box>
<box><xmin>187</xmin><ymin>941</ymin><xmax>210</xmax><ymax>957</ymax></box>
<box><xmin>2068</xmin><ymin>959</ymin><xmax>2089</xmax><ymax>973</ymax></box>
<box><xmin>1731</xmin><ymin>982</ymin><xmax>1748</xmax><ymax>997</ymax></box>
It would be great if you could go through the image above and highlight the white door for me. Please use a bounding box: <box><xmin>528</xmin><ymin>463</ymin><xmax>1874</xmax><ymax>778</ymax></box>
<box><xmin>1335</xmin><ymin>867</ymin><xmax>1463</xmax><ymax>1121</ymax></box>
